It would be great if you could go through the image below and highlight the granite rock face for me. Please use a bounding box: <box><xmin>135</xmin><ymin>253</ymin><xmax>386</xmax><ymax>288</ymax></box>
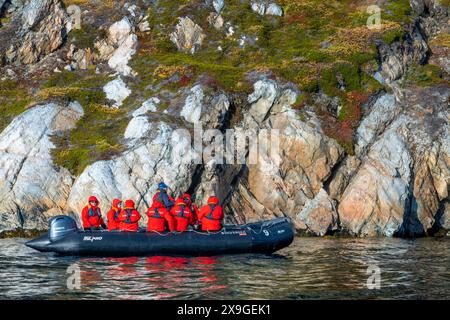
<box><xmin>2</xmin><ymin>0</ymin><xmax>68</xmax><ymax>65</ymax></box>
<box><xmin>0</xmin><ymin>101</ymin><xmax>83</xmax><ymax>231</ymax></box>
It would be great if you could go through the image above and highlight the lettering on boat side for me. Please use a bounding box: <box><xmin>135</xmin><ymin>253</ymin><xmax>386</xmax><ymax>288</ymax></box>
<box><xmin>83</xmin><ymin>236</ymin><xmax>103</xmax><ymax>242</ymax></box>
<box><xmin>277</xmin><ymin>229</ymin><xmax>285</xmax><ymax>234</ymax></box>
<box><xmin>221</xmin><ymin>231</ymin><xmax>248</xmax><ymax>235</ymax></box>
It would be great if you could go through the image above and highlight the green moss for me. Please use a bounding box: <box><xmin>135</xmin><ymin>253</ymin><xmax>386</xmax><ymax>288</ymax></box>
<box><xmin>381</xmin><ymin>27</ymin><xmax>404</xmax><ymax>44</ymax></box>
<box><xmin>403</xmin><ymin>64</ymin><xmax>448</xmax><ymax>87</ymax></box>
<box><xmin>383</xmin><ymin>0</ymin><xmax>413</xmax><ymax>25</ymax></box>
<box><xmin>39</xmin><ymin>70</ymin><xmax>129</xmax><ymax>176</ymax></box>
<box><xmin>68</xmin><ymin>23</ymin><xmax>106</xmax><ymax>49</ymax></box>
<box><xmin>0</xmin><ymin>80</ymin><xmax>35</xmax><ymax>133</ymax></box>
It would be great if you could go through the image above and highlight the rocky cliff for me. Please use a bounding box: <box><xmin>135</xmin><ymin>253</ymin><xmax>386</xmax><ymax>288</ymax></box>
<box><xmin>0</xmin><ymin>0</ymin><xmax>448</xmax><ymax>237</ymax></box>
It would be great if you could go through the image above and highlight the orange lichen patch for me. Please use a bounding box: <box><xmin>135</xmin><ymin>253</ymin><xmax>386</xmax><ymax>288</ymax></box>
<box><xmin>153</xmin><ymin>65</ymin><xmax>192</xmax><ymax>80</ymax></box>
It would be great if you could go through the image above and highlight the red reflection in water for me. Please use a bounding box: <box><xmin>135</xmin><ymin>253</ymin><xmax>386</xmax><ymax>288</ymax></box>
<box><xmin>191</xmin><ymin>257</ymin><xmax>227</xmax><ymax>290</ymax></box>
<box><xmin>106</xmin><ymin>257</ymin><xmax>140</xmax><ymax>277</ymax></box>
<box><xmin>144</xmin><ymin>256</ymin><xmax>228</xmax><ymax>296</ymax></box>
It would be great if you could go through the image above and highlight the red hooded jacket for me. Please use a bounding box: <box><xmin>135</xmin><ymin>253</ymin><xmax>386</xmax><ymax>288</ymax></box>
<box><xmin>118</xmin><ymin>200</ymin><xmax>141</xmax><ymax>232</ymax></box>
<box><xmin>198</xmin><ymin>196</ymin><xmax>224</xmax><ymax>231</ymax></box>
<box><xmin>170</xmin><ymin>198</ymin><xmax>195</xmax><ymax>232</ymax></box>
<box><xmin>147</xmin><ymin>201</ymin><xmax>175</xmax><ymax>232</ymax></box>
<box><xmin>107</xmin><ymin>199</ymin><xmax>122</xmax><ymax>231</ymax></box>
<box><xmin>182</xmin><ymin>193</ymin><xmax>199</xmax><ymax>224</ymax></box>
<box><xmin>81</xmin><ymin>196</ymin><xmax>105</xmax><ymax>229</ymax></box>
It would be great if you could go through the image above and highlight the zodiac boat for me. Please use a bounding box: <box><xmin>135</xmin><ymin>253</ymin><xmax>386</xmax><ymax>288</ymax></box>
<box><xmin>26</xmin><ymin>215</ymin><xmax>295</xmax><ymax>257</ymax></box>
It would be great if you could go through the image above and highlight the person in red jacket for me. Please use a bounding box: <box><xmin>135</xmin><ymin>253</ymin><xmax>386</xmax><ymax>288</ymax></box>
<box><xmin>198</xmin><ymin>196</ymin><xmax>224</xmax><ymax>232</ymax></box>
<box><xmin>182</xmin><ymin>193</ymin><xmax>199</xmax><ymax>224</ymax></box>
<box><xmin>117</xmin><ymin>200</ymin><xmax>141</xmax><ymax>232</ymax></box>
<box><xmin>171</xmin><ymin>198</ymin><xmax>195</xmax><ymax>232</ymax></box>
<box><xmin>81</xmin><ymin>196</ymin><xmax>106</xmax><ymax>230</ymax></box>
<box><xmin>107</xmin><ymin>199</ymin><xmax>122</xmax><ymax>231</ymax></box>
<box><xmin>147</xmin><ymin>199</ymin><xmax>176</xmax><ymax>232</ymax></box>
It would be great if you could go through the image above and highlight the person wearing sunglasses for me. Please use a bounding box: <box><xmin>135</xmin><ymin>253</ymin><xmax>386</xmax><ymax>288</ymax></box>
<box><xmin>81</xmin><ymin>196</ymin><xmax>106</xmax><ymax>230</ymax></box>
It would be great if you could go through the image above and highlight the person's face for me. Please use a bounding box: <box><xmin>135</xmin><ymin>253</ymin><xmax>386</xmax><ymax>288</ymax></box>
<box><xmin>90</xmin><ymin>201</ymin><xmax>98</xmax><ymax>206</ymax></box>
<box><xmin>117</xmin><ymin>202</ymin><xmax>122</xmax><ymax>209</ymax></box>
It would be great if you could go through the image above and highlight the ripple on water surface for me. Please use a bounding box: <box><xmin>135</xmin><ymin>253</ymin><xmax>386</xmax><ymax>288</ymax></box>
<box><xmin>0</xmin><ymin>237</ymin><xmax>448</xmax><ymax>299</ymax></box>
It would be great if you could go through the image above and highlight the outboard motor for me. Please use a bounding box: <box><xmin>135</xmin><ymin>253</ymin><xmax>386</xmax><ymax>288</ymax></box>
<box><xmin>49</xmin><ymin>215</ymin><xmax>78</xmax><ymax>242</ymax></box>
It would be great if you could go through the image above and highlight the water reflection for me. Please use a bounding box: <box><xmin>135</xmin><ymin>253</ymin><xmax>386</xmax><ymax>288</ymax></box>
<box><xmin>0</xmin><ymin>237</ymin><xmax>448</xmax><ymax>299</ymax></box>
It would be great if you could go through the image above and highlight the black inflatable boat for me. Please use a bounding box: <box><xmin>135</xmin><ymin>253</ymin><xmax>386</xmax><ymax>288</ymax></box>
<box><xmin>26</xmin><ymin>215</ymin><xmax>295</xmax><ymax>257</ymax></box>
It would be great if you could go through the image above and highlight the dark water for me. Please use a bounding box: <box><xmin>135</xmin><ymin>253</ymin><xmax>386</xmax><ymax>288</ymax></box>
<box><xmin>0</xmin><ymin>237</ymin><xmax>448</xmax><ymax>299</ymax></box>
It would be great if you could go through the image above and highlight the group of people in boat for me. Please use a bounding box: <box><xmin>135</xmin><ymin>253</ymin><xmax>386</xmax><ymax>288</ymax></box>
<box><xmin>81</xmin><ymin>182</ymin><xmax>224</xmax><ymax>233</ymax></box>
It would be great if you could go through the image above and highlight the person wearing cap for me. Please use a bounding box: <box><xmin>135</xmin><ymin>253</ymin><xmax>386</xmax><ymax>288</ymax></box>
<box><xmin>198</xmin><ymin>196</ymin><xmax>224</xmax><ymax>232</ymax></box>
<box><xmin>117</xmin><ymin>199</ymin><xmax>142</xmax><ymax>232</ymax></box>
<box><xmin>152</xmin><ymin>182</ymin><xmax>175</xmax><ymax>211</ymax></box>
<box><xmin>81</xmin><ymin>196</ymin><xmax>106</xmax><ymax>230</ymax></box>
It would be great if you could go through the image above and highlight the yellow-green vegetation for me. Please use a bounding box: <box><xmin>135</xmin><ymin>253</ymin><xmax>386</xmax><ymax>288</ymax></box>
<box><xmin>68</xmin><ymin>24</ymin><xmax>107</xmax><ymax>49</ymax></box>
<box><xmin>130</xmin><ymin>0</ymin><xmax>407</xmax><ymax>153</ymax></box>
<box><xmin>403</xmin><ymin>64</ymin><xmax>448</xmax><ymax>87</ymax></box>
<box><xmin>0</xmin><ymin>0</ymin><xmax>426</xmax><ymax>177</ymax></box>
<box><xmin>0</xmin><ymin>229</ymin><xmax>46</xmax><ymax>239</ymax></box>
<box><xmin>36</xmin><ymin>70</ymin><xmax>129</xmax><ymax>176</ymax></box>
<box><xmin>0</xmin><ymin>80</ymin><xmax>35</xmax><ymax>133</ymax></box>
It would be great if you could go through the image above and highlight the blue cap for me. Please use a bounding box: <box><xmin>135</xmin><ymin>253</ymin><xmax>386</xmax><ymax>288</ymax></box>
<box><xmin>158</xmin><ymin>182</ymin><xmax>168</xmax><ymax>190</ymax></box>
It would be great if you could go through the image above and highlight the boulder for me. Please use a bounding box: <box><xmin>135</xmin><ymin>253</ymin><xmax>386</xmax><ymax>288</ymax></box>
<box><xmin>170</xmin><ymin>17</ymin><xmax>205</xmax><ymax>54</ymax></box>
<box><xmin>6</xmin><ymin>0</ymin><xmax>68</xmax><ymax>65</ymax></box>
<box><xmin>103</xmin><ymin>77</ymin><xmax>131</xmax><ymax>108</ymax></box>
<box><xmin>94</xmin><ymin>17</ymin><xmax>138</xmax><ymax>76</ymax></box>
<box><xmin>0</xmin><ymin>101</ymin><xmax>83</xmax><ymax>232</ymax></box>
<box><xmin>67</xmin><ymin>121</ymin><xmax>198</xmax><ymax>223</ymax></box>
<box><xmin>132</xmin><ymin>97</ymin><xmax>160</xmax><ymax>117</ymax></box>
<box><xmin>251</xmin><ymin>1</ymin><xmax>283</xmax><ymax>16</ymax></box>
<box><xmin>207</xmin><ymin>12</ymin><xmax>224</xmax><ymax>30</ymax></box>
<box><xmin>180</xmin><ymin>85</ymin><xmax>204</xmax><ymax>124</ymax></box>
<box><xmin>226</xmin><ymin>79</ymin><xmax>344</xmax><ymax>227</ymax></box>
<box><xmin>297</xmin><ymin>189</ymin><xmax>339</xmax><ymax>236</ymax></box>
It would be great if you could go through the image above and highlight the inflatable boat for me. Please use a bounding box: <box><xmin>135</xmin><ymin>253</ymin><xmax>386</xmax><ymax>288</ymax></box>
<box><xmin>26</xmin><ymin>215</ymin><xmax>295</xmax><ymax>257</ymax></box>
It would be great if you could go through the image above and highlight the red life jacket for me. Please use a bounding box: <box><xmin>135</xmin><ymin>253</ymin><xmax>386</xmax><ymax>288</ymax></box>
<box><xmin>82</xmin><ymin>205</ymin><xmax>104</xmax><ymax>229</ymax></box>
<box><xmin>118</xmin><ymin>208</ymin><xmax>141</xmax><ymax>232</ymax></box>
<box><xmin>171</xmin><ymin>204</ymin><xmax>193</xmax><ymax>232</ymax></box>
<box><xmin>199</xmin><ymin>204</ymin><xmax>224</xmax><ymax>231</ymax></box>
<box><xmin>147</xmin><ymin>206</ymin><xmax>175</xmax><ymax>232</ymax></box>
<box><xmin>107</xmin><ymin>208</ymin><xmax>120</xmax><ymax>231</ymax></box>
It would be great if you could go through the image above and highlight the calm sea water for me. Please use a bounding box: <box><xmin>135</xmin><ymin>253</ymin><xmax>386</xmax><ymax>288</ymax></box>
<box><xmin>0</xmin><ymin>237</ymin><xmax>448</xmax><ymax>300</ymax></box>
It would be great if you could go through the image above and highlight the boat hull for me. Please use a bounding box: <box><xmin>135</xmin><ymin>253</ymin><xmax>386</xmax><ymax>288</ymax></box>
<box><xmin>26</xmin><ymin>217</ymin><xmax>295</xmax><ymax>257</ymax></box>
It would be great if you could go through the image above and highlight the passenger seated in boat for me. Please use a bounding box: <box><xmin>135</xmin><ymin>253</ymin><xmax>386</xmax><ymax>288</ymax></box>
<box><xmin>117</xmin><ymin>200</ymin><xmax>141</xmax><ymax>232</ymax></box>
<box><xmin>81</xmin><ymin>196</ymin><xmax>106</xmax><ymax>230</ymax></box>
<box><xmin>146</xmin><ymin>198</ymin><xmax>176</xmax><ymax>233</ymax></box>
<box><xmin>198</xmin><ymin>196</ymin><xmax>224</xmax><ymax>232</ymax></box>
<box><xmin>171</xmin><ymin>198</ymin><xmax>195</xmax><ymax>232</ymax></box>
<box><xmin>181</xmin><ymin>193</ymin><xmax>199</xmax><ymax>223</ymax></box>
<box><xmin>152</xmin><ymin>182</ymin><xmax>175</xmax><ymax>211</ymax></box>
<box><xmin>107</xmin><ymin>199</ymin><xmax>122</xmax><ymax>231</ymax></box>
